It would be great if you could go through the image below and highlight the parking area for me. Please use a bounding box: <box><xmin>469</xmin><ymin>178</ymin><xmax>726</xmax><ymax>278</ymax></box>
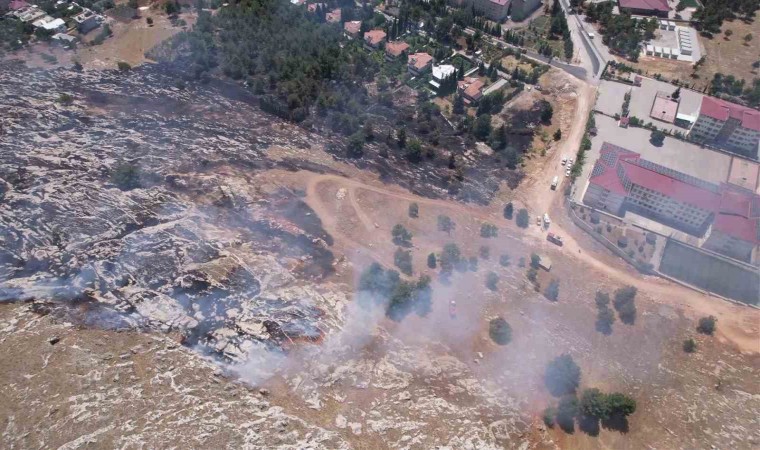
<box><xmin>573</xmin><ymin>114</ymin><xmax>733</xmax><ymax>202</ymax></box>
<box><xmin>595</xmin><ymin>80</ymin><xmax>630</xmax><ymax>117</ymax></box>
<box><xmin>627</xmin><ymin>77</ymin><xmax>703</xmax><ymax>133</ymax></box>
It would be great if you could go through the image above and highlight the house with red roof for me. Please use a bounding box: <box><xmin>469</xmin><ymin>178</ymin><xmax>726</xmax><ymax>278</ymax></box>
<box><xmin>584</xmin><ymin>142</ymin><xmax>760</xmax><ymax>261</ymax></box>
<box><xmin>618</xmin><ymin>0</ymin><xmax>670</xmax><ymax>17</ymax></box>
<box><xmin>385</xmin><ymin>40</ymin><xmax>410</xmax><ymax>60</ymax></box>
<box><xmin>689</xmin><ymin>96</ymin><xmax>760</xmax><ymax>157</ymax></box>
<box><xmin>325</xmin><ymin>8</ymin><xmax>341</xmax><ymax>23</ymax></box>
<box><xmin>363</xmin><ymin>29</ymin><xmax>386</xmax><ymax>50</ymax></box>
<box><xmin>344</xmin><ymin>20</ymin><xmax>361</xmax><ymax>39</ymax></box>
<box><xmin>408</xmin><ymin>52</ymin><xmax>433</xmax><ymax>75</ymax></box>
<box><xmin>458</xmin><ymin>77</ymin><xmax>485</xmax><ymax>104</ymax></box>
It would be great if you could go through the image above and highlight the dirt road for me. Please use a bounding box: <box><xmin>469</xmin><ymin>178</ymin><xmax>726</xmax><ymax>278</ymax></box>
<box><xmin>301</xmin><ymin>170</ymin><xmax>758</xmax><ymax>354</ymax></box>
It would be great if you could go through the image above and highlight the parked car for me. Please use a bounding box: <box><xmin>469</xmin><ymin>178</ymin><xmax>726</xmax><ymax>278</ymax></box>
<box><xmin>543</xmin><ymin>213</ymin><xmax>551</xmax><ymax>226</ymax></box>
<box><xmin>536</xmin><ymin>216</ymin><xmax>542</xmax><ymax>226</ymax></box>
<box><xmin>565</xmin><ymin>169</ymin><xmax>571</xmax><ymax>177</ymax></box>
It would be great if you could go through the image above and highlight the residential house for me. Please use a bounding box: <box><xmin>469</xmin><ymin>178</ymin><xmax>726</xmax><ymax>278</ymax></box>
<box><xmin>385</xmin><ymin>40</ymin><xmax>409</xmax><ymax>60</ymax></box>
<box><xmin>326</xmin><ymin>8</ymin><xmax>341</xmax><ymax>23</ymax></box>
<box><xmin>688</xmin><ymin>96</ymin><xmax>760</xmax><ymax>157</ymax></box>
<box><xmin>458</xmin><ymin>77</ymin><xmax>485</xmax><ymax>104</ymax></box>
<box><xmin>73</xmin><ymin>9</ymin><xmax>101</xmax><ymax>34</ymax></box>
<box><xmin>344</xmin><ymin>20</ymin><xmax>361</xmax><ymax>39</ymax></box>
<box><xmin>429</xmin><ymin>64</ymin><xmax>456</xmax><ymax>90</ymax></box>
<box><xmin>407</xmin><ymin>52</ymin><xmax>433</xmax><ymax>75</ymax></box>
<box><xmin>617</xmin><ymin>0</ymin><xmax>670</xmax><ymax>17</ymax></box>
<box><xmin>33</xmin><ymin>16</ymin><xmax>67</xmax><ymax>34</ymax></box>
<box><xmin>363</xmin><ymin>29</ymin><xmax>386</xmax><ymax>50</ymax></box>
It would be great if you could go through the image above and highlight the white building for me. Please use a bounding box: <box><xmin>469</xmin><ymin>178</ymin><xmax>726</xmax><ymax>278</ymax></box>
<box><xmin>429</xmin><ymin>64</ymin><xmax>456</xmax><ymax>89</ymax></box>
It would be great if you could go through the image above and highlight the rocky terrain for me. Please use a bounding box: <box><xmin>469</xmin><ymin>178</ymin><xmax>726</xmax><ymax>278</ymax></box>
<box><xmin>1</xmin><ymin>60</ymin><xmax>759</xmax><ymax>449</ymax></box>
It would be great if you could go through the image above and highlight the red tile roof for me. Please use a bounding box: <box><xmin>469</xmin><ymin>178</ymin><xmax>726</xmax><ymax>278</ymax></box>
<box><xmin>618</xmin><ymin>0</ymin><xmax>670</xmax><ymax>12</ymax></box>
<box><xmin>385</xmin><ymin>41</ymin><xmax>410</xmax><ymax>57</ymax></box>
<box><xmin>326</xmin><ymin>8</ymin><xmax>341</xmax><ymax>23</ymax></box>
<box><xmin>344</xmin><ymin>20</ymin><xmax>361</xmax><ymax>35</ymax></box>
<box><xmin>408</xmin><ymin>52</ymin><xmax>433</xmax><ymax>70</ymax></box>
<box><xmin>589</xmin><ymin>142</ymin><xmax>760</xmax><ymax>243</ymax></box>
<box><xmin>458</xmin><ymin>77</ymin><xmax>484</xmax><ymax>100</ymax></box>
<box><xmin>364</xmin><ymin>29</ymin><xmax>386</xmax><ymax>46</ymax></box>
<box><xmin>9</xmin><ymin>0</ymin><xmax>29</xmax><ymax>10</ymax></box>
<box><xmin>699</xmin><ymin>96</ymin><xmax>760</xmax><ymax>132</ymax></box>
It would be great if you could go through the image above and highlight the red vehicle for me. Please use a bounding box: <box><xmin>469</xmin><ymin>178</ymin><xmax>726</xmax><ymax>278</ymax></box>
<box><xmin>547</xmin><ymin>232</ymin><xmax>564</xmax><ymax>246</ymax></box>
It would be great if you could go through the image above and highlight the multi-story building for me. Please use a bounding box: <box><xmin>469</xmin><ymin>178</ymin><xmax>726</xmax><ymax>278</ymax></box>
<box><xmin>343</xmin><ymin>20</ymin><xmax>361</xmax><ymax>39</ymax></box>
<box><xmin>473</xmin><ymin>0</ymin><xmax>510</xmax><ymax>22</ymax></box>
<box><xmin>689</xmin><ymin>96</ymin><xmax>760</xmax><ymax>157</ymax></box>
<box><xmin>510</xmin><ymin>0</ymin><xmax>542</xmax><ymax>21</ymax></box>
<box><xmin>385</xmin><ymin>40</ymin><xmax>410</xmax><ymax>61</ymax></box>
<box><xmin>363</xmin><ymin>29</ymin><xmax>386</xmax><ymax>50</ymax></box>
<box><xmin>584</xmin><ymin>142</ymin><xmax>759</xmax><ymax>261</ymax></box>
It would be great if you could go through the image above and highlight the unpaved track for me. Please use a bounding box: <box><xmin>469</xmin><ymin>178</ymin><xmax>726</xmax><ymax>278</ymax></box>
<box><xmin>303</xmin><ymin>174</ymin><xmax>758</xmax><ymax>355</ymax></box>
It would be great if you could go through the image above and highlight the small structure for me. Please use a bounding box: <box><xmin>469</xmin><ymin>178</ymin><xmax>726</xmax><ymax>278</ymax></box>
<box><xmin>52</xmin><ymin>33</ymin><xmax>78</xmax><ymax>47</ymax></box>
<box><xmin>537</xmin><ymin>255</ymin><xmax>552</xmax><ymax>271</ymax></box>
<box><xmin>343</xmin><ymin>20</ymin><xmax>361</xmax><ymax>39</ymax></box>
<box><xmin>407</xmin><ymin>52</ymin><xmax>433</xmax><ymax>75</ymax></box>
<box><xmin>633</xmin><ymin>75</ymin><xmax>643</xmax><ymax>86</ymax></box>
<box><xmin>649</xmin><ymin>91</ymin><xmax>679</xmax><ymax>123</ymax></box>
<box><xmin>363</xmin><ymin>29</ymin><xmax>386</xmax><ymax>50</ymax></box>
<box><xmin>618</xmin><ymin>116</ymin><xmax>630</xmax><ymax>128</ymax></box>
<box><xmin>384</xmin><ymin>40</ymin><xmax>409</xmax><ymax>60</ymax></box>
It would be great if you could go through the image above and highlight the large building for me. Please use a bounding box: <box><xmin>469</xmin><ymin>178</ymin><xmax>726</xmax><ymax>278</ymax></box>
<box><xmin>473</xmin><ymin>0</ymin><xmax>510</xmax><ymax>22</ymax></box>
<box><xmin>510</xmin><ymin>0</ymin><xmax>542</xmax><ymax>21</ymax></box>
<box><xmin>688</xmin><ymin>96</ymin><xmax>760</xmax><ymax>157</ymax></box>
<box><xmin>617</xmin><ymin>0</ymin><xmax>670</xmax><ymax>17</ymax></box>
<box><xmin>583</xmin><ymin>142</ymin><xmax>760</xmax><ymax>261</ymax></box>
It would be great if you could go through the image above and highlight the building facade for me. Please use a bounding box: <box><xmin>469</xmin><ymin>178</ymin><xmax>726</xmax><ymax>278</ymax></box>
<box><xmin>584</xmin><ymin>142</ymin><xmax>760</xmax><ymax>261</ymax></box>
<box><xmin>407</xmin><ymin>52</ymin><xmax>433</xmax><ymax>75</ymax></box>
<box><xmin>689</xmin><ymin>96</ymin><xmax>760</xmax><ymax>157</ymax></box>
<box><xmin>510</xmin><ymin>0</ymin><xmax>542</xmax><ymax>21</ymax></box>
<box><xmin>617</xmin><ymin>0</ymin><xmax>670</xmax><ymax>17</ymax></box>
<box><xmin>473</xmin><ymin>0</ymin><xmax>510</xmax><ymax>22</ymax></box>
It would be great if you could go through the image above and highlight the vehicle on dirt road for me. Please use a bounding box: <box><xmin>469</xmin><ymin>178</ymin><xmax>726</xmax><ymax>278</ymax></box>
<box><xmin>547</xmin><ymin>232</ymin><xmax>563</xmax><ymax>246</ymax></box>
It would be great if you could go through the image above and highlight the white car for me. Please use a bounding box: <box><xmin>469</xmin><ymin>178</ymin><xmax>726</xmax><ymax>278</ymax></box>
<box><xmin>565</xmin><ymin>169</ymin><xmax>571</xmax><ymax>177</ymax></box>
<box><xmin>568</xmin><ymin>158</ymin><xmax>574</xmax><ymax>165</ymax></box>
<box><xmin>561</xmin><ymin>157</ymin><xmax>567</xmax><ymax>166</ymax></box>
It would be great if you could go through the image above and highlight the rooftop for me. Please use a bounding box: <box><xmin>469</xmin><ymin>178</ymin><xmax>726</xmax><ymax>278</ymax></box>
<box><xmin>650</xmin><ymin>92</ymin><xmax>679</xmax><ymax>123</ymax></box>
<box><xmin>618</xmin><ymin>0</ymin><xmax>670</xmax><ymax>12</ymax></box>
<box><xmin>408</xmin><ymin>52</ymin><xmax>433</xmax><ymax>70</ymax></box>
<box><xmin>432</xmin><ymin>64</ymin><xmax>456</xmax><ymax>80</ymax></box>
<box><xmin>385</xmin><ymin>40</ymin><xmax>410</xmax><ymax>57</ymax></box>
<box><xmin>458</xmin><ymin>77</ymin><xmax>484</xmax><ymax>100</ymax></box>
<box><xmin>699</xmin><ymin>96</ymin><xmax>760</xmax><ymax>132</ymax></box>
<box><xmin>364</xmin><ymin>29</ymin><xmax>386</xmax><ymax>46</ymax></box>
<box><xmin>344</xmin><ymin>20</ymin><xmax>361</xmax><ymax>35</ymax></box>
<box><xmin>326</xmin><ymin>8</ymin><xmax>341</xmax><ymax>23</ymax></box>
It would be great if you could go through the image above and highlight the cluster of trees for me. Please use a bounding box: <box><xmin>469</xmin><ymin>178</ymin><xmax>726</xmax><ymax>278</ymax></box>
<box><xmin>584</xmin><ymin>2</ymin><xmax>657</xmax><ymax>61</ymax></box>
<box><xmin>612</xmin><ymin>286</ymin><xmax>637</xmax><ymax>325</ymax></box>
<box><xmin>710</xmin><ymin>73</ymin><xmax>760</xmax><ymax>107</ymax></box>
<box><xmin>693</xmin><ymin>0</ymin><xmax>758</xmax><ymax>35</ymax></box>
<box><xmin>391</xmin><ymin>224</ymin><xmax>413</xmax><ymax>247</ymax></box>
<box><xmin>516</xmin><ymin>208</ymin><xmax>530</xmax><ymax>228</ymax></box>
<box><xmin>594</xmin><ymin>291</ymin><xmax>616</xmax><ymax>335</ymax></box>
<box><xmin>543</xmin><ymin>355</ymin><xmax>636</xmax><ymax>433</ymax></box>
<box><xmin>549</xmin><ymin>0</ymin><xmax>573</xmax><ymax>60</ymax></box>
<box><xmin>480</xmin><ymin>223</ymin><xmax>498</xmax><ymax>238</ymax></box>
<box><xmin>358</xmin><ymin>262</ymin><xmax>432</xmax><ymax>321</ymax></box>
<box><xmin>394</xmin><ymin>248</ymin><xmax>413</xmax><ymax>275</ymax></box>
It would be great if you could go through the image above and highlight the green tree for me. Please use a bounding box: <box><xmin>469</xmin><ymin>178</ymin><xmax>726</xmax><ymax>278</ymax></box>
<box><xmin>516</xmin><ymin>208</ymin><xmax>530</xmax><ymax>228</ymax></box>
<box><xmin>489</xmin><ymin>316</ymin><xmax>512</xmax><ymax>344</ymax></box>
<box><xmin>480</xmin><ymin>223</ymin><xmax>498</xmax><ymax>238</ymax></box>
<box><xmin>544</xmin><ymin>278</ymin><xmax>560</xmax><ymax>301</ymax></box>
<box><xmin>427</xmin><ymin>252</ymin><xmax>437</xmax><ymax>269</ymax></box>
<box><xmin>391</xmin><ymin>224</ymin><xmax>412</xmax><ymax>246</ymax></box>
<box><xmin>672</xmin><ymin>87</ymin><xmax>681</xmax><ymax>100</ymax></box>
<box><xmin>595</xmin><ymin>291</ymin><xmax>615</xmax><ymax>335</ymax></box>
<box><xmin>117</xmin><ymin>61</ymin><xmax>132</xmax><ymax>72</ymax></box>
<box><xmin>556</xmin><ymin>395</ymin><xmax>579</xmax><ymax>432</ymax></box>
<box><xmin>440</xmin><ymin>243</ymin><xmax>461</xmax><ymax>274</ymax></box>
<box><xmin>527</xmin><ymin>267</ymin><xmax>538</xmax><ymax>282</ymax></box>
<box><xmin>394</xmin><ymin>248</ymin><xmax>413</xmax><ymax>275</ymax></box>
<box><xmin>613</xmin><ymin>286</ymin><xmax>637</xmax><ymax>325</ymax></box>
<box><xmin>579</xmin><ymin>388</ymin><xmax>611</xmax><ymax>420</ymax></box>
<box><xmin>697</xmin><ymin>315</ymin><xmax>717</xmax><ymax>335</ymax></box>
<box><xmin>146</xmin><ymin>16</ymin><xmax>153</xmax><ymax>25</ymax></box>
<box><xmin>503</xmin><ymin>202</ymin><xmax>514</xmax><ymax>219</ymax></box>
<box><xmin>452</xmin><ymin>94</ymin><xmax>465</xmax><ymax>115</ymax></box>
<box><xmin>683</xmin><ymin>338</ymin><xmax>697</xmax><ymax>353</ymax></box>
<box><xmin>649</xmin><ymin>129</ymin><xmax>665</xmax><ymax>146</ymax></box>
<box><xmin>408</xmin><ymin>202</ymin><xmax>419</xmax><ymax>218</ymax></box>
<box><xmin>540</xmin><ymin>100</ymin><xmax>554</xmax><ymax>124</ymax></box>
<box><xmin>473</xmin><ymin>114</ymin><xmax>492</xmax><ymax>140</ymax></box>
<box><xmin>543</xmin><ymin>406</ymin><xmax>557</xmax><ymax>427</ymax></box>
<box><xmin>346</xmin><ymin>131</ymin><xmax>365</xmax><ymax>158</ymax></box>
<box><xmin>406</xmin><ymin>139</ymin><xmax>422</xmax><ymax>162</ymax></box>
<box><xmin>499</xmin><ymin>254</ymin><xmax>510</xmax><ymax>266</ymax></box>
<box><xmin>606</xmin><ymin>393</ymin><xmax>636</xmax><ymax>417</ymax></box>
<box><xmin>744</xmin><ymin>33</ymin><xmax>753</xmax><ymax>45</ymax></box>
<box><xmin>545</xmin><ymin>354</ymin><xmax>581</xmax><ymax>397</ymax></box>
<box><xmin>553</xmin><ymin>129</ymin><xmax>562</xmax><ymax>141</ymax></box>
<box><xmin>530</xmin><ymin>253</ymin><xmax>541</xmax><ymax>269</ymax></box>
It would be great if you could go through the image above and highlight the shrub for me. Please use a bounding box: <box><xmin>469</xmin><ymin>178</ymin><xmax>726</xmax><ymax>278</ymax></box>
<box><xmin>545</xmin><ymin>354</ymin><xmax>581</xmax><ymax>397</ymax></box>
<box><xmin>543</xmin><ymin>407</ymin><xmax>557</xmax><ymax>427</ymax></box>
<box><xmin>516</xmin><ymin>208</ymin><xmax>530</xmax><ymax>228</ymax></box>
<box><xmin>697</xmin><ymin>316</ymin><xmax>717</xmax><ymax>335</ymax></box>
<box><xmin>391</xmin><ymin>224</ymin><xmax>412</xmax><ymax>246</ymax></box>
<box><xmin>544</xmin><ymin>278</ymin><xmax>559</xmax><ymax>301</ymax></box>
<box><xmin>146</xmin><ymin>16</ymin><xmax>153</xmax><ymax>25</ymax></box>
<box><xmin>486</xmin><ymin>271</ymin><xmax>499</xmax><ymax>291</ymax></box>
<box><xmin>580</xmin><ymin>388</ymin><xmax>610</xmax><ymax>420</ymax></box>
<box><xmin>110</xmin><ymin>162</ymin><xmax>142</xmax><ymax>190</ymax></box>
<box><xmin>394</xmin><ymin>248</ymin><xmax>413</xmax><ymax>275</ymax></box>
<box><xmin>479</xmin><ymin>245</ymin><xmax>490</xmax><ymax>259</ymax></box>
<box><xmin>427</xmin><ymin>253</ymin><xmax>436</xmax><ymax>269</ymax></box>
<box><xmin>480</xmin><ymin>223</ymin><xmax>498</xmax><ymax>238</ymax></box>
<box><xmin>499</xmin><ymin>254</ymin><xmax>510</xmax><ymax>266</ymax></box>
<box><xmin>440</xmin><ymin>243</ymin><xmax>461</xmax><ymax>274</ymax></box>
<box><xmin>57</xmin><ymin>93</ymin><xmax>74</xmax><ymax>105</ymax></box>
<box><xmin>503</xmin><ymin>202</ymin><xmax>514</xmax><ymax>219</ymax></box>
<box><xmin>683</xmin><ymin>338</ymin><xmax>697</xmax><ymax>353</ymax></box>
<box><xmin>530</xmin><ymin>253</ymin><xmax>541</xmax><ymax>269</ymax></box>
<box><xmin>408</xmin><ymin>202</ymin><xmax>419</xmax><ymax>218</ymax></box>
<box><xmin>437</xmin><ymin>215</ymin><xmax>455</xmax><ymax>233</ymax></box>
<box><xmin>590</xmin><ymin>212</ymin><xmax>600</xmax><ymax>224</ymax></box>
<box><xmin>527</xmin><ymin>267</ymin><xmax>538</xmax><ymax>282</ymax></box>
<box><xmin>556</xmin><ymin>395</ymin><xmax>578</xmax><ymax>432</ymax></box>
<box><xmin>117</xmin><ymin>61</ymin><xmax>132</xmax><ymax>72</ymax></box>
<box><xmin>595</xmin><ymin>291</ymin><xmax>615</xmax><ymax>335</ymax></box>
<box><xmin>650</xmin><ymin>129</ymin><xmax>665</xmax><ymax>146</ymax></box>
<box><xmin>518</xmin><ymin>256</ymin><xmax>526</xmax><ymax>268</ymax></box>
<box><xmin>489</xmin><ymin>316</ymin><xmax>512</xmax><ymax>344</ymax></box>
